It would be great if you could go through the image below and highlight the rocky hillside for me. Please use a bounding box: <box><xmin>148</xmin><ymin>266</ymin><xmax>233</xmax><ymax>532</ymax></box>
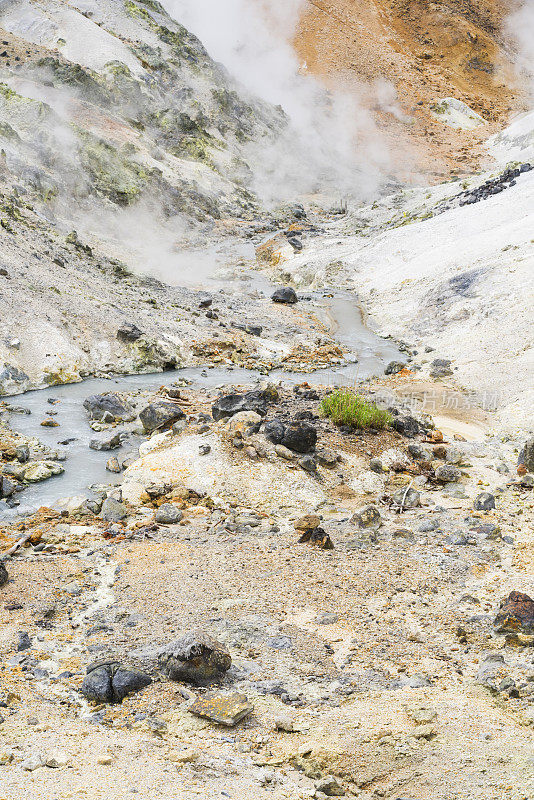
<box><xmin>0</xmin><ymin>0</ymin><xmax>286</xmax><ymax>224</ymax></box>
<box><xmin>296</xmin><ymin>0</ymin><xmax>527</xmax><ymax>177</ymax></box>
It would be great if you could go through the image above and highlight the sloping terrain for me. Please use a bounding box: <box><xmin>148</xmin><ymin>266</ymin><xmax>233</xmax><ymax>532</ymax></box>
<box><xmin>296</xmin><ymin>0</ymin><xmax>527</xmax><ymax>177</ymax></box>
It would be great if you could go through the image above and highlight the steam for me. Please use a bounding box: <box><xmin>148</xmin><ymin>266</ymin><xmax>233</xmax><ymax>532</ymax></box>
<box><xmin>162</xmin><ymin>0</ymin><xmax>391</xmax><ymax>201</ymax></box>
<box><xmin>508</xmin><ymin>2</ymin><xmax>534</xmax><ymax>94</ymax></box>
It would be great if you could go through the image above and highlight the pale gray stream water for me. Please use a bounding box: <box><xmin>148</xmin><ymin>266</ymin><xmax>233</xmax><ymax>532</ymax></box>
<box><xmin>1</xmin><ymin>288</ymin><xmax>401</xmax><ymax>518</ymax></box>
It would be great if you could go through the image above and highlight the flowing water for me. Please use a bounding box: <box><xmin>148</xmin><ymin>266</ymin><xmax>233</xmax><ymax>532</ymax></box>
<box><xmin>1</xmin><ymin>288</ymin><xmax>401</xmax><ymax>517</ymax></box>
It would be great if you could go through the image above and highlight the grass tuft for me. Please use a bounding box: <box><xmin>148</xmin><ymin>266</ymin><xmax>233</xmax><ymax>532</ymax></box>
<box><xmin>320</xmin><ymin>389</ymin><xmax>392</xmax><ymax>430</ymax></box>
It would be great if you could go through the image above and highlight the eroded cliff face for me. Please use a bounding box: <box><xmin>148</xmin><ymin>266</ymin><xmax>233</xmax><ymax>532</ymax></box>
<box><xmin>295</xmin><ymin>0</ymin><xmax>527</xmax><ymax>177</ymax></box>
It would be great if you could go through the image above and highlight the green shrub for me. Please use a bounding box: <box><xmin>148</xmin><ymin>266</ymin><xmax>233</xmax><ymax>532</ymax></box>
<box><xmin>320</xmin><ymin>389</ymin><xmax>392</xmax><ymax>430</ymax></box>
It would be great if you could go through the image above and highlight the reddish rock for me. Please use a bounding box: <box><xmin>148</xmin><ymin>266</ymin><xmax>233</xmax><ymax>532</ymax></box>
<box><xmin>494</xmin><ymin>591</ymin><xmax>534</xmax><ymax>634</ymax></box>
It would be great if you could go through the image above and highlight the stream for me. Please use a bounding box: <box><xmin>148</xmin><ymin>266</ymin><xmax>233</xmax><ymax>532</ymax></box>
<box><xmin>1</xmin><ymin>287</ymin><xmax>401</xmax><ymax>518</ymax></box>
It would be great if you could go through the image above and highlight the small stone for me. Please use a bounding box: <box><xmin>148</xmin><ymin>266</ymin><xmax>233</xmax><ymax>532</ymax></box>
<box><xmin>275</xmin><ymin>444</ymin><xmax>296</xmax><ymax>460</ymax></box>
<box><xmin>298</xmin><ymin>455</ymin><xmax>317</xmax><ymax>472</ymax></box>
<box><xmin>474</xmin><ymin>492</ymin><xmax>495</xmax><ymax>511</ymax></box>
<box><xmin>106</xmin><ymin>457</ymin><xmax>122</xmax><ymax>474</ymax></box>
<box><xmin>117</xmin><ymin>322</ymin><xmax>143</xmax><ymax>342</ymax></box>
<box><xmin>315</xmin><ymin>448</ymin><xmax>339</xmax><ymax>468</ymax></box>
<box><xmin>188</xmin><ymin>692</ymin><xmax>253</xmax><ymax>726</ymax></box>
<box><xmin>41</xmin><ymin>419</ymin><xmax>59</xmax><ymax>428</ymax></box>
<box><xmin>81</xmin><ymin>666</ymin><xmax>114</xmax><ymax>703</ymax></box>
<box><xmin>274</xmin><ymin>713</ymin><xmax>294</xmax><ymax>732</ymax></box>
<box><xmin>212</xmin><ymin>390</ymin><xmax>269</xmax><ymax>421</ymax></box>
<box><xmin>199</xmin><ymin>444</ymin><xmax>211</xmax><ymax>456</ymax></box>
<box><xmin>90</xmin><ymin>431</ymin><xmax>124</xmax><ymax>451</ymax></box>
<box><xmin>17</xmin><ymin>631</ymin><xmax>31</xmax><ymax>651</ymax></box>
<box><xmin>155</xmin><ymin>504</ymin><xmax>183</xmax><ymax>525</ymax></box>
<box><xmin>315</xmin><ymin>775</ymin><xmax>344</xmax><ymax>796</ymax></box>
<box><xmin>20</xmin><ymin>753</ymin><xmax>45</xmax><ymax>771</ymax></box>
<box><xmin>369</xmin><ymin>458</ymin><xmax>383</xmax><ymax>473</ymax></box>
<box><xmin>84</xmin><ymin>393</ymin><xmax>133</xmax><ymax>421</ymax></box>
<box><xmin>0</xmin><ymin>562</ymin><xmax>8</xmax><ymax>587</ymax></box>
<box><xmin>226</xmin><ymin>411</ymin><xmax>262</xmax><ymax>437</ymax></box>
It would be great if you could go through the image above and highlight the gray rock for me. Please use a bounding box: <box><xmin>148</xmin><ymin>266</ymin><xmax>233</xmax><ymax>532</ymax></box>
<box><xmin>100</xmin><ymin>498</ymin><xmax>127</xmax><ymax>522</ymax></box>
<box><xmin>430</xmin><ymin>358</ymin><xmax>453</xmax><ymax>378</ymax></box>
<box><xmin>392</xmin><ymin>487</ymin><xmax>421</xmax><ymax>508</ymax></box>
<box><xmin>81</xmin><ymin>666</ymin><xmax>114</xmax><ymax>703</ymax></box>
<box><xmin>15</xmin><ymin>444</ymin><xmax>30</xmax><ymax>463</ymax></box>
<box><xmin>352</xmin><ymin>505</ymin><xmax>382</xmax><ymax>530</ymax></box>
<box><xmin>315</xmin><ymin>448</ymin><xmax>339</xmax><ymax>468</ymax></box>
<box><xmin>521</xmin><ymin>438</ymin><xmax>534</xmax><ymax>473</ymax></box>
<box><xmin>17</xmin><ymin>632</ymin><xmax>31</xmax><ymax>651</ymax></box>
<box><xmin>315</xmin><ymin>775</ymin><xmax>344</xmax><ymax>797</ymax></box>
<box><xmin>369</xmin><ymin>457</ymin><xmax>383</xmax><ymax>473</ymax></box>
<box><xmin>385</xmin><ymin>361</ymin><xmax>406</xmax><ymax>375</ymax></box>
<box><xmin>140</xmin><ymin>401</ymin><xmax>186</xmax><ymax>433</ymax></box>
<box><xmin>159</xmin><ymin>630</ymin><xmax>232</xmax><ymax>686</ymax></box>
<box><xmin>83</xmin><ymin>393</ymin><xmax>133</xmax><ymax>422</ymax></box>
<box><xmin>0</xmin><ymin>364</ymin><xmax>30</xmax><ymax>395</ymax></box>
<box><xmin>0</xmin><ymin>475</ymin><xmax>19</xmax><ymax>498</ymax></box>
<box><xmin>435</xmin><ymin>465</ymin><xmax>461</xmax><ymax>483</ymax></box>
<box><xmin>117</xmin><ymin>322</ymin><xmax>143</xmax><ymax>342</ymax></box>
<box><xmin>0</xmin><ymin>561</ymin><xmax>8</xmax><ymax>587</ymax></box>
<box><xmin>271</xmin><ymin>287</ymin><xmax>298</xmax><ymax>304</ymax></box>
<box><xmin>89</xmin><ymin>430</ymin><xmax>124</xmax><ymax>451</ymax></box>
<box><xmin>155</xmin><ymin>504</ymin><xmax>183</xmax><ymax>525</ymax></box>
<box><xmin>264</xmin><ymin>419</ymin><xmax>285</xmax><ymax>444</ymax></box>
<box><xmin>112</xmin><ymin>669</ymin><xmax>152</xmax><ymax>702</ymax></box>
<box><xmin>298</xmin><ymin>455</ymin><xmax>317</xmax><ymax>472</ymax></box>
<box><xmin>212</xmin><ymin>389</ymin><xmax>269</xmax><ymax>421</ymax></box>
<box><xmin>188</xmin><ymin>692</ymin><xmax>253</xmax><ymax>726</ymax></box>
<box><xmin>474</xmin><ymin>492</ymin><xmax>495</xmax><ymax>511</ymax></box>
<box><xmin>106</xmin><ymin>456</ymin><xmax>122</xmax><ymax>473</ymax></box>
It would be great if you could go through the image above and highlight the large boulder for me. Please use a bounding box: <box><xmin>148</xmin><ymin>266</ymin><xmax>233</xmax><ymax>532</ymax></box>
<box><xmin>83</xmin><ymin>393</ymin><xmax>134</xmax><ymax>422</ymax></box>
<box><xmin>281</xmin><ymin>421</ymin><xmax>317</xmax><ymax>454</ymax></box>
<box><xmin>159</xmin><ymin>630</ymin><xmax>231</xmax><ymax>686</ymax></box>
<box><xmin>24</xmin><ymin>461</ymin><xmax>64</xmax><ymax>483</ymax></box>
<box><xmin>494</xmin><ymin>591</ymin><xmax>534</xmax><ymax>635</ymax></box>
<box><xmin>100</xmin><ymin>497</ymin><xmax>127</xmax><ymax>522</ymax></box>
<box><xmin>89</xmin><ymin>430</ymin><xmax>125</xmax><ymax>451</ymax></box>
<box><xmin>81</xmin><ymin>662</ymin><xmax>152</xmax><ymax>704</ymax></box>
<box><xmin>271</xmin><ymin>287</ymin><xmax>298</xmax><ymax>304</ymax></box>
<box><xmin>117</xmin><ymin>322</ymin><xmax>143</xmax><ymax>342</ymax></box>
<box><xmin>139</xmin><ymin>401</ymin><xmax>185</xmax><ymax>433</ymax></box>
<box><xmin>0</xmin><ymin>364</ymin><xmax>30</xmax><ymax>395</ymax></box>
<box><xmin>212</xmin><ymin>389</ymin><xmax>269</xmax><ymax>422</ymax></box>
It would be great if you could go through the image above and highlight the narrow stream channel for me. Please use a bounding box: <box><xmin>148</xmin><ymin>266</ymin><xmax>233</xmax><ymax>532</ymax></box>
<box><xmin>1</xmin><ymin>288</ymin><xmax>401</xmax><ymax>518</ymax></box>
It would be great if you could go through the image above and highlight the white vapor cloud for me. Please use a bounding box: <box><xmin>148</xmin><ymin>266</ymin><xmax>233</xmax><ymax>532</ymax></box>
<box><xmin>162</xmin><ymin>0</ymin><xmax>391</xmax><ymax>202</ymax></box>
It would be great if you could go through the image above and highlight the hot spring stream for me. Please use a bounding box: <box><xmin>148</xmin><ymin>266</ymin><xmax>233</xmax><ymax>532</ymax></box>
<box><xmin>1</xmin><ymin>290</ymin><xmax>401</xmax><ymax>518</ymax></box>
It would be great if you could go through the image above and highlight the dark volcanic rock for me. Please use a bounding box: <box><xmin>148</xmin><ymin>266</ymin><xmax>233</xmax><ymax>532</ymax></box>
<box><xmin>212</xmin><ymin>389</ymin><xmax>269</xmax><ymax>421</ymax></box>
<box><xmin>0</xmin><ymin>476</ymin><xmax>19</xmax><ymax>498</ymax></box>
<box><xmin>281</xmin><ymin>421</ymin><xmax>317</xmax><ymax>453</ymax></box>
<box><xmin>81</xmin><ymin>666</ymin><xmax>114</xmax><ymax>703</ymax></box>
<box><xmin>494</xmin><ymin>591</ymin><xmax>534</xmax><ymax>635</ymax></box>
<box><xmin>139</xmin><ymin>401</ymin><xmax>186</xmax><ymax>433</ymax></box>
<box><xmin>81</xmin><ymin>662</ymin><xmax>152</xmax><ymax>703</ymax></box>
<box><xmin>271</xmin><ymin>287</ymin><xmax>298</xmax><ymax>304</ymax></box>
<box><xmin>430</xmin><ymin>358</ymin><xmax>453</xmax><ymax>378</ymax></box>
<box><xmin>112</xmin><ymin>669</ymin><xmax>152</xmax><ymax>702</ymax></box>
<box><xmin>117</xmin><ymin>322</ymin><xmax>143</xmax><ymax>342</ymax></box>
<box><xmin>84</xmin><ymin>393</ymin><xmax>133</xmax><ymax>422</ymax></box>
<box><xmin>264</xmin><ymin>419</ymin><xmax>286</xmax><ymax>444</ymax></box>
<box><xmin>159</xmin><ymin>630</ymin><xmax>232</xmax><ymax>686</ymax></box>
<box><xmin>0</xmin><ymin>561</ymin><xmax>8</xmax><ymax>587</ymax></box>
<box><xmin>392</xmin><ymin>415</ymin><xmax>421</xmax><ymax>438</ymax></box>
